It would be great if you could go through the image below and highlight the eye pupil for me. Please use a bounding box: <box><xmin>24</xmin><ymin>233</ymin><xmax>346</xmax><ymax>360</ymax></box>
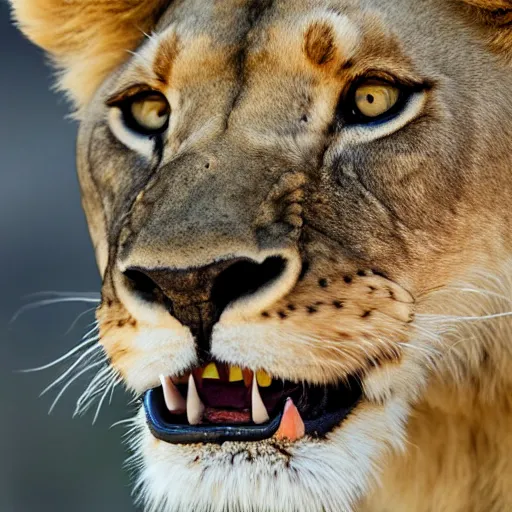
<box><xmin>350</xmin><ymin>81</ymin><xmax>401</xmax><ymax>123</ymax></box>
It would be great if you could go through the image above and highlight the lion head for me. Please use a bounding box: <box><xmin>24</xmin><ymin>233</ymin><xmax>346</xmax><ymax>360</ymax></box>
<box><xmin>10</xmin><ymin>0</ymin><xmax>512</xmax><ymax>510</ymax></box>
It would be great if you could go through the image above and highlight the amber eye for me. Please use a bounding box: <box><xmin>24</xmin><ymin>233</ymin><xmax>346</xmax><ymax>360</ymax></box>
<box><xmin>351</xmin><ymin>81</ymin><xmax>401</xmax><ymax>121</ymax></box>
<box><xmin>123</xmin><ymin>92</ymin><xmax>170</xmax><ymax>135</ymax></box>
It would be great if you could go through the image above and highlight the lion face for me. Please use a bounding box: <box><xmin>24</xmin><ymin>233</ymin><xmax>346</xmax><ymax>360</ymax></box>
<box><xmin>11</xmin><ymin>0</ymin><xmax>512</xmax><ymax>510</ymax></box>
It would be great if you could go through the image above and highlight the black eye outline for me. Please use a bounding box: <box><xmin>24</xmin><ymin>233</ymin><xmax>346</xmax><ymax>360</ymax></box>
<box><xmin>107</xmin><ymin>89</ymin><xmax>171</xmax><ymax>137</ymax></box>
<box><xmin>339</xmin><ymin>74</ymin><xmax>424</xmax><ymax>127</ymax></box>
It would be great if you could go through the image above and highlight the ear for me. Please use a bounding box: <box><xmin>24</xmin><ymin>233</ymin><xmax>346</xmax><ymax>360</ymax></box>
<box><xmin>456</xmin><ymin>0</ymin><xmax>512</xmax><ymax>63</ymax></box>
<box><xmin>10</xmin><ymin>0</ymin><xmax>170</xmax><ymax>113</ymax></box>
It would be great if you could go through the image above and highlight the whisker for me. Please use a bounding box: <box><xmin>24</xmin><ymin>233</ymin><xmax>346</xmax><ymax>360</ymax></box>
<box><xmin>19</xmin><ymin>336</ymin><xmax>99</xmax><ymax>373</ymax></box>
<box><xmin>128</xmin><ymin>394</ymin><xmax>142</xmax><ymax>406</ymax></box>
<box><xmin>140</xmin><ymin>30</ymin><xmax>158</xmax><ymax>44</ymax></box>
<box><xmin>110</xmin><ymin>418</ymin><xmax>136</xmax><ymax>430</ymax></box>
<box><xmin>23</xmin><ymin>291</ymin><xmax>101</xmax><ymax>300</ymax></box>
<box><xmin>81</xmin><ymin>322</ymin><xmax>100</xmax><ymax>341</ymax></box>
<box><xmin>443</xmin><ymin>286</ymin><xmax>512</xmax><ymax>305</ymax></box>
<box><xmin>75</xmin><ymin>365</ymin><xmax>113</xmax><ymax>415</ymax></box>
<box><xmin>418</xmin><ymin>311</ymin><xmax>512</xmax><ymax>322</ymax></box>
<box><xmin>109</xmin><ymin>376</ymin><xmax>118</xmax><ymax>405</ymax></box>
<box><xmin>92</xmin><ymin>377</ymin><xmax>119</xmax><ymax>425</ymax></box>
<box><xmin>64</xmin><ymin>307</ymin><xmax>98</xmax><ymax>335</ymax></box>
<box><xmin>11</xmin><ymin>297</ymin><xmax>101</xmax><ymax>323</ymax></box>
<box><xmin>126</xmin><ymin>49</ymin><xmax>153</xmax><ymax>69</ymax></box>
<box><xmin>40</xmin><ymin>343</ymin><xmax>103</xmax><ymax>396</ymax></box>
<box><xmin>48</xmin><ymin>361</ymin><xmax>104</xmax><ymax>414</ymax></box>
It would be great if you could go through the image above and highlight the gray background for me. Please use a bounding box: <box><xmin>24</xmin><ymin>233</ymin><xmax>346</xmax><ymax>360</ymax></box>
<box><xmin>1</xmin><ymin>2</ymin><xmax>138</xmax><ymax>511</ymax></box>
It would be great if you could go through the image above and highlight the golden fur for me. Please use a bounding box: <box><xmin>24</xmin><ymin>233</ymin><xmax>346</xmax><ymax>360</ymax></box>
<box><xmin>10</xmin><ymin>0</ymin><xmax>170</xmax><ymax>109</ymax></box>
<box><xmin>10</xmin><ymin>0</ymin><xmax>512</xmax><ymax>510</ymax></box>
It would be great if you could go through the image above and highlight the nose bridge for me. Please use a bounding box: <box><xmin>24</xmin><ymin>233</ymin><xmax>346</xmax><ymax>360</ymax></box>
<box><xmin>116</xmin><ymin>138</ymin><xmax>306</xmax><ymax>345</ymax></box>
<box><xmin>120</xmin><ymin>139</ymin><xmax>299</xmax><ymax>271</ymax></box>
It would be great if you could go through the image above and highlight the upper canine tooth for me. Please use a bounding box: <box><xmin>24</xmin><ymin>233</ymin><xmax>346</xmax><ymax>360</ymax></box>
<box><xmin>229</xmin><ymin>366</ymin><xmax>243</xmax><ymax>382</ymax></box>
<box><xmin>160</xmin><ymin>375</ymin><xmax>186</xmax><ymax>413</ymax></box>
<box><xmin>251</xmin><ymin>376</ymin><xmax>270</xmax><ymax>424</ymax></box>
<box><xmin>256</xmin><ymin>370</ymin><xmax>272</xmax><ymax>387</ymax></box>
<box><xmin>187</xmin><ymin>374</ymin><xmax>205</xmax><ymax>425</ymax></box>
<box><xmin>202</xmin><ymin>362</ymin><xmax>220</xmax><ymax>380</ymax></box>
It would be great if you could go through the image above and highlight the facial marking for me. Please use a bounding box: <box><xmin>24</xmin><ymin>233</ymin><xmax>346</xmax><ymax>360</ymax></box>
<box><xmin>152</xmin><ymin>32</ymin><xmax>180</xmax><ymax>85</ymax></box>
<box><xmin>212</xmin><ymin>270</ymin><xmax>415</xmax><ymax>385</ymax></box>
<box><xmin>303</xmin><ymin>12</ymin><xmax>360</xmax><ymax>70</ymax></box>
<box><xmin>305</xmin><ymin>22</ymin><xmax>337</xmax><ymax>66</ymax></box>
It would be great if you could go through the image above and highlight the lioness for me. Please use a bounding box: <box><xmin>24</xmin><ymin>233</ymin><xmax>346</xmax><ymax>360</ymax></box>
<box><xmin>9</xmin><ymin>0</ymin><xmax>512</xmax><ymax>510</ymax></box>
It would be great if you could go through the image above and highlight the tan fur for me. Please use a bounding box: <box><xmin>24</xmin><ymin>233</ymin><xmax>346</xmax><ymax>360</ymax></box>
<box><xmin>9</xmin><ymin>0</ymin><xmax>170</xmax><ymax>110</ymax></box>
<box><xmin>457</xmin><ymin>0</ymin><xmax>512</xmax><ymax>64</ymax></box>
<box><xmin>359</xmin><ymin>262</ymin><xmax>512</xmax><ymax>511</ymax></box>
<box><xmin>461</xmin><ymin>0</ymin><xmax>511</xmax><ymax>10</ymax></box>
<box><xmin>10</xmin><ymin>0</ymin><xmax>512</xmax><ymax>510</ymax></box>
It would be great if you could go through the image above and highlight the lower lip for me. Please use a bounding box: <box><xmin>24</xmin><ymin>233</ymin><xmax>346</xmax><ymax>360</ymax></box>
<box><xmin>144</xmin><ymin>388</ymin><xmax>283</xmax><ymax>444</ymax></box>
<box><xmin>143</xmin><ymin>385</ymin><xmax>361</xmax><ymax>444</ymax></box>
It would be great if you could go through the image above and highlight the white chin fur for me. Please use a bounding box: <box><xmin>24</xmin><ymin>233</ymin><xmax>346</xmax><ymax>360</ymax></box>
<box><xmin>131</xmin><ymin>398</ymin><xmax>409</xmax><ymax>512</ymax></box>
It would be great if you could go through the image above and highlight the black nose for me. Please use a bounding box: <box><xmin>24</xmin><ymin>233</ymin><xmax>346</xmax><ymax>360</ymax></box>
<box><xmin>123</xmin><ymin>256</ymin><xmax>286</xmax><ymax>350</ymax></box>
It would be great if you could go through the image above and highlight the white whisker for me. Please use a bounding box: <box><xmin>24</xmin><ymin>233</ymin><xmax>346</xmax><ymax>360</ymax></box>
<box><xmin>109</xmin><ymin>376</ymin><xmax>118</xmax><ymax>405</ymax></box>
<box><xmin>92</xmin><ymin>377</ymin><xmax>119</xmax><ymax>424</ymax></box>
<box><xmin>75</xmin><ymin>365</ymin><xmax>113</xmax><ymax>414</ymax></box>
<box><xmin>64</xmin><ymin>307</ymin><xmax>98</xmax><ymax>335</ymax></box>
<box><xmin>81</xmin><ymin>322</ymin><xmax>100</xmax><ymax>341</ymax></box>
<box><xmin>48</xmin><ymin>361</ymin><xmax>104</xmax><ymax>414</ymax></box>
<box><xmin>418</xmin><ymin>311</ymin><xmax>512</xmax><ymax>322</ymax></box>
<box><xmin>444</xmin><ymin>286</ymin><xmax>512</xmax><ymax>304</ymax></box>
<box><xmin>40</xmin><ymin>343</ymin><xmax>103</xmax><ymax>396</ymax></box>
<box><xmin>19</xmin><ymin>336</ymin><xmax>99</xmax><ymax>373</ymax></box>
<box><xmin>23</xmin><ymin>291</ymin><xmax>101</xmax><ymax>300</ymax></box>
<box><xmin>11</xmin><ymin>297</ymin><xmax>101</xmax><ymax>323</ymax></box>
<box><xmin>110</xmin><ymin>418</ymin><xmax>136</xmax><ymax>430</ymax></box>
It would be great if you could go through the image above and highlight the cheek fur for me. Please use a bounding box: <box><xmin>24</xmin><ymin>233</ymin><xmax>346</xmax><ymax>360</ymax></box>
<box><xmin>214</xmin><ymin>269</ymin><xmax>415</xmax><ymax>385</ymax></box>
<box><xmin>97</xmin><ymin>300</ymin><xmax>198</xmax><ymax>394</ymax></box>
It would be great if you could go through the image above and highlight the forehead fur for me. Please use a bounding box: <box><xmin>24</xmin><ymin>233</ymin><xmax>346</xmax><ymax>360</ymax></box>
<box><xmin>124</xmin><ymin>4</ymin><xmax>363</xmax><ymax>85</ymax></box>
<box><xmin>107</xmin><ymin>2</ymin><xmax>417</xmax><ymax>136</ymax></box>
<box><xmin>10</xmin><ymin>0</ymin><xmax>512</xmax><ymax>115</ymax></box>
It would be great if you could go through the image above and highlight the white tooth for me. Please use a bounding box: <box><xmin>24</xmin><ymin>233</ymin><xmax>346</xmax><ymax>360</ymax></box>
<box><xmin>252</xmin><ymin>375</ymin><xmax>270</xmax><ymax>424</ymax></box>
<box><xmin>160</xmin><ymin>375</ymin><xmax>186</xmax><ymax>413</ymax></box>
<box><xmin>187</xmin><ymin>374</ymin><xmax>204</xmax><ymax>426</ymax></box>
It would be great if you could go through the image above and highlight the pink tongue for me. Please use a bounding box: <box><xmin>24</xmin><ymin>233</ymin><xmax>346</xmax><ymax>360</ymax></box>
<box><xmin>275</xmin><ymin>398</ymin><xmax>306</xmax><ymax>442</ymax></box>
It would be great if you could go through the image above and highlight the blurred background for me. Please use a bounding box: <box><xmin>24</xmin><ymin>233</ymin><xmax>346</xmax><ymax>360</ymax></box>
<box><xmin>1</xmin><ymin>2</ymin><xmax>138</xmax><ymax>510</ymax></box>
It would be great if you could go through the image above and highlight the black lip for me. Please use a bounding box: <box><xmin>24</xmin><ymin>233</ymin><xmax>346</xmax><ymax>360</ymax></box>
<box><xmin>143</xmin><ymin>382</ymin><xmax>361</xmax><ymax>445</ymax></box>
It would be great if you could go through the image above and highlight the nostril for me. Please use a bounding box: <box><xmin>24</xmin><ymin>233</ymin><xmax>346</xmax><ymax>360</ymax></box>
<box><xmin>121</xmin><ymin>255</ymin><xmax>288</xmax><ymax>337</ymax></box>
<box><xmin>123</xmin><ymin>268</ymin><xmax>162</xmax><ymax>303</ymax></box>
<box><xmin>211</xmin><ymin>256</ymin><xmax>287</xmax><ymax>314</ymax></box>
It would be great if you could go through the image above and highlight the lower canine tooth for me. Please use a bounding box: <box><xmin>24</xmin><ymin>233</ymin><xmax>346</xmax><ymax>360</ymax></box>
<box><xmin>160</xmin><ymin>375</ymin><xmax>186</xmax><ymax>413</ymax></box>
<box><xmin>186</xmin><ymin>374</ymin><xmax>204</xmax><ymax>425</ymax></box>
<box><xmin>275</xmin><ymin>398</ymin><xmax>305</xmax><ymax>442</ymax></box>
<box><xmin>251</xmin><ymin>376</ymin><xmax>270</xmax><ymax>424</ymax></box>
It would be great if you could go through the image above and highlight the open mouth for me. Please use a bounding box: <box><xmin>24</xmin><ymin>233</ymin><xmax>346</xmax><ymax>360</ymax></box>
<box><xmin>143</xmin><ymin>361</ymin><xmax>362</xmax><ymax>444</ymax></box>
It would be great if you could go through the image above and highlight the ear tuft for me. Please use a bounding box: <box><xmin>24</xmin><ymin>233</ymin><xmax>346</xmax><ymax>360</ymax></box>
<box><xmin>10</xmin><ymin>0</ymin><xmax>170</xmax><ymax>113</ymax></box>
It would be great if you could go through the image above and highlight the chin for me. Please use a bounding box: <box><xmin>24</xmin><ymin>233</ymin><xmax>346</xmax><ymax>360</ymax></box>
<box><xmin>135</xmin><ymin>405</ymin><xmax>408</xmax><ymax>512</ymax></box>
<box><xmin>129</xmin><ymin>357</ymin><xmax>418</xmax><ymax>512</ymax></box>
